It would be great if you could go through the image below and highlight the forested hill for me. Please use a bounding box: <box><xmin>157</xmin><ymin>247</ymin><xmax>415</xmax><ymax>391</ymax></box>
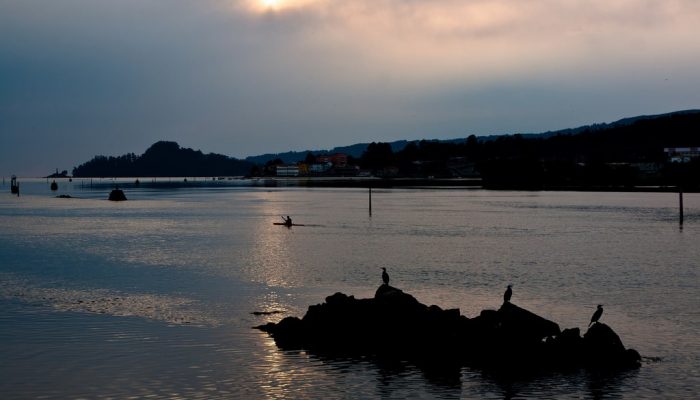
<box><xmin>244</xmin><ymin>110</ymin><xmax>700</xmax><ymax>165</ymax></box>
<box><xmin>72</xmin><ymin>141</ymin><xmax>253</xmax><ymax>177</ymax></box>
<box><xmin>244</xmin><ymin>141</ymin><xmax>410</xmax><ymax>165</ymax></box>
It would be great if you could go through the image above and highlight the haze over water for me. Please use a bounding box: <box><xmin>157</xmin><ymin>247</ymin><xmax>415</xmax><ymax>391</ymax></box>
<box><xmin>1</xmin><ymin>180</ymin><xmax>699</xmax><ymax>398</ymax></box>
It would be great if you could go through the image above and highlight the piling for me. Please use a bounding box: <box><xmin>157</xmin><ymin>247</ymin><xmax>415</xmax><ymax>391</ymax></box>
<box><xmin>679</xmin><ymin>187</ymin><xmax>684</xmax><ymax>226</ymax></box>
<box><xmin>369</xmin><ymin>187</ymin><xmax>372</xmax><ymax>216</ymax></box>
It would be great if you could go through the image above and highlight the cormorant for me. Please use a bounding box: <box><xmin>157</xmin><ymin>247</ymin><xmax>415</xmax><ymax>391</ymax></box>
<box><xmin>589</xmin><ymin>305</ymin><xmax>603</xmax><ymax>327</ymax></box>
<box><xmin>381</xmin><ymin>267</ymin><xmax>389</xmax><ymax>285</ymax></box>
<box><xmin>503</xmin><ymin>285</ymin><xmax>512</xmax><ymax>303</ymax></box>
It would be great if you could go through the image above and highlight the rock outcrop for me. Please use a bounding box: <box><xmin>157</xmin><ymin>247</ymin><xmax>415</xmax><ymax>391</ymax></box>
<box><xmin>108</xmin><ymin>189</ymin><xmax>127</xmax><ymax>201</ymax></box>
<box><xmin>256</xmin><ymin>285</ymin><xmax>641</xmax><ymax>371</ymax></box>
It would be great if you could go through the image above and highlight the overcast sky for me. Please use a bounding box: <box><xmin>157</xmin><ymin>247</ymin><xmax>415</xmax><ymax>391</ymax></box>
<box><xmin>2</xmin><ymin>0</ymin><xmax>699</xmax><ymax>176</ymax></box>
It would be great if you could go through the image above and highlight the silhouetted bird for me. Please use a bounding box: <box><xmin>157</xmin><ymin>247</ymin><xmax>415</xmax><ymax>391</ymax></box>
<box><xmin>381</xmin><ymin>267</ymin><xmax>389</xmax><ymax>285</ymax></box>
<box><xmin>504</xmin><ymin>285</ymin><xmax>512</xmax><ymax>303</ymax></box>
<box><xmin>589</xmin><ymin>305</ymin><xmax>603</xmax><ymax>327</ymax></box>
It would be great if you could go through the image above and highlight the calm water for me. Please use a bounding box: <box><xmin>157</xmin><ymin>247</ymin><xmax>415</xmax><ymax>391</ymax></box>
<box><xmin>1</xmin><ymin>179</ymin><xmax>699</xmax><ymax>399</ymax></box>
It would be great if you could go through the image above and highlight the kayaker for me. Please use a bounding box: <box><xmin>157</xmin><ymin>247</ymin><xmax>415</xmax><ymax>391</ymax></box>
<box><xmin>285</xmin><ymin>216</ymin><xmax>293</xmax><ymax>226</ymax></box>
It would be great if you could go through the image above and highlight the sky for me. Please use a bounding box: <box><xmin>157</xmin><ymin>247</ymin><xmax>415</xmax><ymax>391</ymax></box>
<box><xmin>1</xmin><ymin>0</ymin><xmax>699</xmax><ymax>176</ymax></box>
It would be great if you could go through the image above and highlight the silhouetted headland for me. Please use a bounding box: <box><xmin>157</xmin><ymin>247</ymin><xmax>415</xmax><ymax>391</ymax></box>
<box><xmin>255</xmin><ymin>285</ymin><xmax>641</xmax><ymax>372</ymax></box>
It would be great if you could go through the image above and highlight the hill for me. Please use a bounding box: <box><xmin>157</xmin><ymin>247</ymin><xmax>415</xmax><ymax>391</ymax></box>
<box><xmin>245</xmin><ymin>109</ymin><xmax>699</xmax><ymax>165</ymax></box>
<box><xmin>377</xmin><ymin>110</ymin><xmax>700</xmax><ymax>188</ymax></box>
<box><xmin>72</xmin><ymin>141</ymin><xmax>253</xmax><ymax>177</ymax></box>
<box><xmin>244</xmin><ymin>141</ymin><xmax>411</xmax><ymax>165</ymax></box>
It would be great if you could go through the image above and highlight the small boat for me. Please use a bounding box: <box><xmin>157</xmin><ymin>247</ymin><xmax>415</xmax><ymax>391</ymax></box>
<box><xmin>273</xmin><ymin>222</ymin><xmax>305</xmax><ymax>226</ymax></box>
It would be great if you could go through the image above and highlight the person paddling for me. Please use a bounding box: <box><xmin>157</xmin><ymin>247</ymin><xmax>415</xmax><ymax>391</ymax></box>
<box><xmin>282</xmin><ymin>215</ymin><xmax>293</xmax><ymax>226</ymax></box>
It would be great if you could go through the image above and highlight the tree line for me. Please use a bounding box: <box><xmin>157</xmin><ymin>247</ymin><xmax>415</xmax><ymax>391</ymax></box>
<box><xmin>355</xmin><ymin>111</ymin><xmax>700</xmax><ymax>188</ymax></box>
<box><xmin>72</xmin><ymin>141</ymin><xmax>253</xmax><ymax>177</ymax></box>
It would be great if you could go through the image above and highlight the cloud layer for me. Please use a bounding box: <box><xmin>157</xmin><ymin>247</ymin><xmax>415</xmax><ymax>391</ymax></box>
<box><xmin>2</xmin><ymin>0</ymin><xmax>699</xmax><ymax>175</ymax></box>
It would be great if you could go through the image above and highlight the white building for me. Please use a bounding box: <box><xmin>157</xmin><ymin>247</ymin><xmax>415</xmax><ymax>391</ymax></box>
<box><xmin>277</xmin><ymin>165</ymin><xmax>299</xmax><ymax>176</ymax></box>
<box><xmin>664</xmin><ymin>147</ymin><xmax>700</xmax><ymax>163</ymax></box>
<box><xmin>309</xmin><ymin>162</ymin><xmax>332</xmax><ymax>174</ymax></box>
<box><xmin>276</xmin><ymin>165</ymin><xmax>299</xmax><ymax>177</ymax></box>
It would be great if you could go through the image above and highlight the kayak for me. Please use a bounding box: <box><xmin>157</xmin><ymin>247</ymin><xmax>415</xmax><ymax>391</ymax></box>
<box><xmin>273</xmin><ymin>223</ymin><xmax>305</xmax><ymax>226</ymax></box>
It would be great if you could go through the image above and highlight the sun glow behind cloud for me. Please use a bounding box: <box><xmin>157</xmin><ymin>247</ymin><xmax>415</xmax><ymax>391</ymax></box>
<box><xmin>247</xmin><ymin>0</ymin><xmax>323</xmax><ymax>13</ymax></box>
<box><xmin>234</xmin><ymin>0</ymin><xmax>700</xmax><ymax>86</ymax></box>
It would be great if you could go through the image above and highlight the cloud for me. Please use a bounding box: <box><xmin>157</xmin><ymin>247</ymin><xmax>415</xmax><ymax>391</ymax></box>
<box><xmin>237</xmin><ymin>0</ymin><xmax>700</xmax><ymax>83</ymax></box>
<box><xmin>1</xmin><ymin>0</ymin><xmax>699</xmax><ymax>175</ymax></box>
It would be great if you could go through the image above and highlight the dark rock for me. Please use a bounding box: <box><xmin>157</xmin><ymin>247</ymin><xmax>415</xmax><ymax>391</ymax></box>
<box><xmin>583</xmin><ymin>323</ymin><xmax>641</xmax><ymax>368</ymax></box>
<box><xmin>497</xmin><ymin>302</ymin><xmax>561</xmax><ymax>342</ymax></box>
<box><xmin>254</xmin><ymin>285</ymin><xmax>641</xmax><ymax>372</ymax></box>
<box><xmin>108</xmin><ymin>189</ymin><xmax>127</xmax><ymax>201</ymax></box>
<box><xmin>374</xmin><ymin>284</ymin><xmax>422</xmax><ymax>308</ymax></box>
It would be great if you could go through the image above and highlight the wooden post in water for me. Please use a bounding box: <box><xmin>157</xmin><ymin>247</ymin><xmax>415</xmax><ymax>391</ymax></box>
<box><xmin>679</xmin><ymin>187</ymin><xmax>684</xmax><ymax>227</ymax></box>
<box><xmin>369</xmin><ymin>187</ymin><xmax>372</xmax><ymax>216</ymax></box>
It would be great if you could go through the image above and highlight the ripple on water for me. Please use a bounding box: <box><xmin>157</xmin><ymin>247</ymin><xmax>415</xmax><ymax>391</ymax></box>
<box><xmin>0</xmin><ymin>273</ymin><xmax>219</xmax><ymax>327</ymax></box>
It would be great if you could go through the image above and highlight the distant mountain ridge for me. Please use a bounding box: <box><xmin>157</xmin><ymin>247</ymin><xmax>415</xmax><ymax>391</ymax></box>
<box><xmin>496</xmin><ymin>109</ymin><xmax>700</xmax><ymax>141</ymax></box>
<box><xmin>244</xmin><ymin>141</ymin><xmax>411</xmax><ymax>165</ymax></box>
<box><xmin>245</xmin><ymin>109</ymin><xmax>700</xmax><ymax>165</ymax></box>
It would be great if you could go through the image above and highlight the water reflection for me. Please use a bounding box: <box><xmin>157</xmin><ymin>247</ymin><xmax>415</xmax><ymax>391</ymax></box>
<box><xmin>585</xmin><ymin>369</ymin><xmax>639</xmax><ymax>399</ymax></box>
<box><xmin>460</xmin><ymin>367</ymin><xmax>639</xmax><ymax>399</ymax></box>
<box><xmin>252</xmin><ymin>345</ymin><xmax>639</xmax><ymax>399</ymax></box>
<box><xmin>244</xmin><ymin>193</ymin><xmax>299</xmax><ymax>288</ymax></box>
<box><xmin>0</xmin><ymin>272</ymin><xmax>218</xmax><ymax>326</ymax></box>
<box><xmin>246</xmin><ymin>226</ymin><xmax>296</xmax><ymax>288</ymax></box>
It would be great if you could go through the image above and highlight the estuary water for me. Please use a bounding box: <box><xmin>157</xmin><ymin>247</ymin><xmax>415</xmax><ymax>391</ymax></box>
<box><xmin>1</xmin><ymin>179</ymin><xmax>699</xmax><ymax>399</ymax></box>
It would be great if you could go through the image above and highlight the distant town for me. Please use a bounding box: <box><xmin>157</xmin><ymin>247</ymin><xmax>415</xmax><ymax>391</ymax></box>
<box><xmin>264</xmin><ymin>146</ymin><xmax>698</xmax><ymax>180</ymax></box>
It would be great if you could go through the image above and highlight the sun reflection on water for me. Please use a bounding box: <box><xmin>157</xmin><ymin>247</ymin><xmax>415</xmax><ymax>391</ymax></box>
<box><xmin>243</xmin><ymin>199</ymin><xmax>301</xmax><ymax>288</ymax></box>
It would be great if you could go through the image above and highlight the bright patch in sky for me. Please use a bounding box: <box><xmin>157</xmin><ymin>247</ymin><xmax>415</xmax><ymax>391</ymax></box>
<box><xmin>249</xmin><ymin>0</ymin><xmax>321</xmax><ymax>13</ymax></box>
<box><xmin>261</xmin><ymin>0</ymin><xmax>280</xmax><ymax>8</ymax></box>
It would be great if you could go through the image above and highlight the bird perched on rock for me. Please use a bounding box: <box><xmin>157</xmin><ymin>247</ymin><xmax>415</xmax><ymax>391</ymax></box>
<box><xmin>589</xmin><ymin>305</ymin><xmax>603</xmax><ymax>327</ymax></box>
<box><xmin>381</xmin><ymin>267</ymin><xmax>390</xmax><ymax>285</ymax></box>
<box><xmin>503</xmin><ymin>285</ymin><xmax>513</xmax><ymax>303</ymax></box>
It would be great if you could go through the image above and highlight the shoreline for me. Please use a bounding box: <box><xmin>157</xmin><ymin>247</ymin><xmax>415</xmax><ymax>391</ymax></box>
<box><xmin>5</xmin><ymin>176</ymin><xmax>697</xmax><ymax>192</ymax></box>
